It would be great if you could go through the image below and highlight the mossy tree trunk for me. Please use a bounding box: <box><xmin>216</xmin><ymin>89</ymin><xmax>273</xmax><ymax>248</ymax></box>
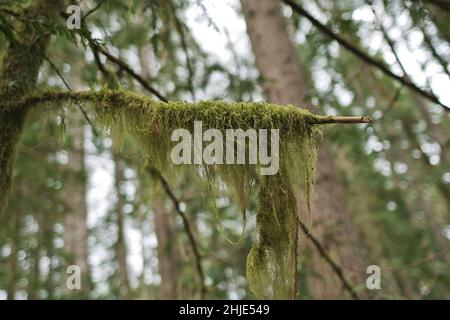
<box><xmin>0</xmin><ymin>0</ymin><xmax>66</xmax><ymax>214</ymax></box>
<box><xmin>241</xmin><ymin>0</ymin><xmax>366</xmax><ymax>298</ymax></box>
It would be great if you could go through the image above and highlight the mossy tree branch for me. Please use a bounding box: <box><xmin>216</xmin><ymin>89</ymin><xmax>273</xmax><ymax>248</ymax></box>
<box><xmin>3</xmin><ymin>89</ymin><xmax>372</xmax><ymax>125</ymax></box>
<box><xmin>298</xmin><ymin>220</ymin><xmax>359</xmax><ymax>300</ymax></box>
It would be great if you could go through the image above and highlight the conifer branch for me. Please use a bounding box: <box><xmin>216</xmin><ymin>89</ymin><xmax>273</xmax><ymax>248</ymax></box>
<box><xmin>311</xmin><ymin>115</ymin><xmax>373</xmax><ymax>124</ymax></box>
<box><xmin>95</xmin><ymin>46</ymin><xmax>169</xmax><ymax>103</ymax></box>
<box><xmin>281</xmin><ymin>0</ymin><xmax>450</xmax><ymax>112</ymax></box>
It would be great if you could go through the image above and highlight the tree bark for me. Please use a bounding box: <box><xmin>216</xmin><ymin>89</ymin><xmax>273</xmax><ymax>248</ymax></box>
<box><xmin>112</xmin><ymin>153</ymin><xmax>131</xmax><ymax>298</ymax></box>
<box><xmin>0</xmin><ymin>0</ymin><xmax>66</xmax><ymax>213</ymax></box>
<box><xmin>241</xmin><ymin>0</ymin><xmax>366</xmax><ymax>298</ymax></box>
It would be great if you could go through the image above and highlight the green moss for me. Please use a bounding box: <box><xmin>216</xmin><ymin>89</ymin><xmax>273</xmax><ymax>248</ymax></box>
<box><xmin>247</xmin><ymin>172</ymin><xmax>299</xmax><ymax>299</ymax></box>
<box><xmin>4</xmin><ymin>88</ymin><xmax>319</xmax><ymax>299</ymax></box>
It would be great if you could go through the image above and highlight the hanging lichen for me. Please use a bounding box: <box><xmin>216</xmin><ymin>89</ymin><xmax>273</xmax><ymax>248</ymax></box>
<box><xmin>4</xmin><ymin>88</ymin><xmax>319</xmax><ymax>299</ymax></box>
<box><xmin>247</xmin><ymin>171</ymin><xmax>299</xmax><ymax>299</ymax></box>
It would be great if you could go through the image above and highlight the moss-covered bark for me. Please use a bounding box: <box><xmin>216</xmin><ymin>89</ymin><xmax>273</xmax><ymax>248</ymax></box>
<box><xmin>0</xmin><ymin>110</ymin><xmax>29</xmax><ymax>215</ymax></box>
<box><xmin>0</xmin><ymin>0</ymin><xmax>66</xmax><ymax>214</ymax></box>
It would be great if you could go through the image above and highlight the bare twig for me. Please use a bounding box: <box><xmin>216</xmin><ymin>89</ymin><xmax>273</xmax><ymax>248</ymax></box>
<box><xmin>82</xmin><ymin>0</ymin><xmax>108</xmax><ymax>22</ymax></box>
<box><xmin>147</xmin><ymin>167</ymin><xmax>206</xmax><ymax>300</ymax></box>
<box><xmin>167</xmin><ymin>1</ymin><xmax>196</xmax><ymax>101</ymax></box>
<box><xmin>281</xmin><ymin>0</ymin><xmax>450</xmax><ymax>112</ymax></box>
<box><xmin>312</xmin><ymin>115</ymin><xmax>373</xmax><ymax>124</ymax></box>
<box><xmin>298</xmin><ymin>220</ymin><xmax>359</xmax><ymax>300</ymax></box>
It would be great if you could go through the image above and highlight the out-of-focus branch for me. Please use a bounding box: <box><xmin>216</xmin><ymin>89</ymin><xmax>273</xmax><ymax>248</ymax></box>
<box><xmin>422</xmin><ymin>0</ymin><xmax>450</xmax><ymax>12</ymax></box>
<box><xmin>82</xmin><ymin>0</ymin><xmax>107</xmax><ymax>21</ymax></box>
<box><xmin>32</xmin><ymin>30</ymin><xmax>100</xmax><ymax>136</ymax></box>
<box><xmin>167</xmin><ymin>1</ymin><xmax>196</xmax><ymax>101</ymax></box>
<box><xmin>281</xmin><ymin>0</ymin><xmax>450</xmax><ymax>112</ymax></box>
<box><xmin>147</xmin><ymin>167</ymin><xmax>206</xmax><ymax>300</ymax></box>
<box><xmin>298</xmin><ymin>220</ymin><xmax>359</xmax><ymax>300</ymax></box>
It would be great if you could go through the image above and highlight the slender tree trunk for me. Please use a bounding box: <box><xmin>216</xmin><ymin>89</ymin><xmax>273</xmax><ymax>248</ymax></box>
<box><xmin>241</xmin><ymin>0</ymin><xmax>366</xmax><ymax>298</ymax></box>
<box><xmin>153</xmin><ymin>197</ymin><xmax>180</xmax><ymax>299</ymax></box>
<box><xmin>0</xmin><ymin>0</ymin><xmax>65</xmax><ymax>214</ymax></box>
<box><xmin>112</xmin><ymin>153</ymin><xmax>131</xmax><ymax>298</ymax></box>
<box><xmin>63</xmin><ymin>111</ymin><xmax>91</xmax><ymax>297</ymax></box>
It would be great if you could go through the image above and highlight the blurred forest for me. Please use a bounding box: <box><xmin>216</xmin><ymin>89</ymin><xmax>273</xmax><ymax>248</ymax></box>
<box><xmin>0</xmin><ymin>0</ymin><xmax>449</xmax><ymax>300</ymax></box>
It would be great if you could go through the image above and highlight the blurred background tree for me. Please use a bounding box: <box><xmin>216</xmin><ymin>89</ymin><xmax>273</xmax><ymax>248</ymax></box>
<box><xmin>0</xmin><ymin>0</ymin><xmax>449</xmax><ymax>299</ymax></box>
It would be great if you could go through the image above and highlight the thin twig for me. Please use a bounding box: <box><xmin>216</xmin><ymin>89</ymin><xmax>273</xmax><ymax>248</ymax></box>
<box><xmin>42</xmin><ymin>50</ymin><xmax>99</xmax><ymax>136</ymax></box>
<box><xmin>298</xmin><ymin>220</ymin><xmax>359</xmax><ymax>300</ymax></box>
<box><xmin>281</xmin><ymin>0</ymin><xmax>450</xmax><ymax>112</ymax></box>
<box><xmin>380</xmin><ymin>86</ymin><xmax>403</xmax><ymax>119</ymax></box>
<box><xmin>82</xmin><ymin>0</ymin><xmax>108</xmax><ymax>22</ymax></box>
<box><xmin>312</xmin><ymin>115</ymin><xmax>373</xmax><ymax>124</ymax></box>
<box><xmin>147</xmin><ymin>167</ymin><xmax>206</xmax><ymax>300</ymax></box>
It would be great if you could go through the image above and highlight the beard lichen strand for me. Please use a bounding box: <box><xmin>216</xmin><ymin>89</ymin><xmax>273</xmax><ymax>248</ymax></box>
<box><xmin>247</xmin><ymin>170</ymin><xmax>299</xmax><ymax>299</ymax></box>
<box><xmin>0</xmin><ymin>0</ymin><xmax>67</xmax><ymax>214</ymax></box>
<box><xmin>5</xmin><ymin>89</ymin><xmax>319</xmax><ymax>298</ymax></box>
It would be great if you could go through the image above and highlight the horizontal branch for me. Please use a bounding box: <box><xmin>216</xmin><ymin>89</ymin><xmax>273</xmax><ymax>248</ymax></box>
<box><xmin>95</xmin><ymin>46</ymin><xmax>169</xmax><ymax>103</ymax></box>
<box><xmin>4</xmin><ymin>89</ymin><xmax>371</xmax><ymax>126</ymax></box>
<box><xmin>282</xmin><ymin>0</ymin><xmax>450</xmax><ymax>112</ymax></box>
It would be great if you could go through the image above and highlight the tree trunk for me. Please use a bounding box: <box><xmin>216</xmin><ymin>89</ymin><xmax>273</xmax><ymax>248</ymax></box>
<box><xmin>135</xmin><ymin>25</ymin><xmax>181</xmax><ymax>299</ymax></box>
<box><xmin>112</xmin><ymin>153</ymin><xmax>131</xmax><ymax>298</ymax></box>
<box><xmin>241</xmin><ymin>0</ymin><xmax>366</xmax><ymax>298</ymax></box>
<box><xmin>153</xmin><ymin>197</ymin><xmax>180</xmax><ymax>299</ymax></box>
<box><xmin>63</xmin><ymin>111</ymin><xmax>91</xmax><ymax>297</ymax></box>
